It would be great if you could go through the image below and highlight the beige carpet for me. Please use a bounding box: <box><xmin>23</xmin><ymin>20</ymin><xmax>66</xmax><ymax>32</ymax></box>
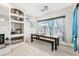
<box><xmin>6</xmin><ymin>43</ymin><xmax>50</xmax><ymax>56</ymax></box>
<box><xmin>5</xmin><ymin>40</ymin><xmax>76</xmax><ymax>56</ymax></box>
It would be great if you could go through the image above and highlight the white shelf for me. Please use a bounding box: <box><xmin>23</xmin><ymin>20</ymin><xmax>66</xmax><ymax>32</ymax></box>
<box><xmin>11</xmin><ymin>13</ymin><xmax>24</xmax><ymax>18</ymax></box>
<box><xmin>10</xmin><ymin>8</ymin><xmax>25</xmax><ymax>44</ymax></box>
<box><xmin>11</xmin><ymin>34</ymin><xmax>24</xmax><ymax>38</ymax></box>
<box><xmin>11</xmin><ymin>20</ymin><xmax>24</xmax><ymax>24</ymax></box>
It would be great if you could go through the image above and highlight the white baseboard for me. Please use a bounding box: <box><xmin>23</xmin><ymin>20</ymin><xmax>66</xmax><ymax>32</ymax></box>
<box><xmin>59</xmin><ymin>42</ymin><xmax>74</xmax><ymax>48</ymax></box>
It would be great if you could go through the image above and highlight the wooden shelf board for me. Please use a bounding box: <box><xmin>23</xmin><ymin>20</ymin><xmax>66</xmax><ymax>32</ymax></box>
<box><xmin>11</xmin><ymin>20</ymin><xmax>24</xmax><ymax>24</ymax></box>
<box><xmin>11</xmin><ymin>34</ymin><xmax>24</xmax><ymax>38</ymax></box>
<box><xmin>11</xmin><ymin>13</ymin><xmax>24</xmax><ymax>18</ymax></box>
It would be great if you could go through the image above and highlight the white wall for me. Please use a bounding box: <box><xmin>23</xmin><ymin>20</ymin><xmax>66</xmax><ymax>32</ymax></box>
<box><xmin>24</xmin><ymin>18</ymin><xmax>30</xmax><ymax>41</ymax></box>
<box><xmin>0</xmin><ymin>22</ymin><xmax>10</xmax><ymax>39</ymax></box>
<box><xmin>34</xmin><ymin>5</ymin><xmax>74</xmax><ymax>44</ymax></box>
<box><xmin>0</xmin><ymin>5</ymin><xmax>10</xmax><ymax>39</ymax></box>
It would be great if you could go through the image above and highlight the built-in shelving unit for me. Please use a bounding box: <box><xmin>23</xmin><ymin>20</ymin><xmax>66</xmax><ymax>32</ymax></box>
<box><xmin>10</xmin><ymin>8</ymin><xmax>24</xmax><ymax>44</ymax></box>
<box><xmin>0</xmin><ymin>4</ymin><xmax>26</xmax><ymax>46</ymax></box>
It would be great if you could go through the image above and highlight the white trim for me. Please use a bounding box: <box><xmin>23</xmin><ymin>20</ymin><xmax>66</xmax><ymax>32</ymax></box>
<box><xmin>59</xmin><ymin>42</ymin><xmax>74</xmax><ymax>48</ymax></box>
<box><xmin>11</xmin><ymin>20</ymin><xmax>24</xmax><ymax>24</ymax></box>
<box><xmin>11</xmin><ymin>34</ymin><xmax>24</xmax><ymax>38</ymax></box>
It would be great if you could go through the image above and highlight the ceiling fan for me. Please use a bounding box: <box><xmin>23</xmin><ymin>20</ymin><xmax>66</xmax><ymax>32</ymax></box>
<box><xmin>41</xmin><ymin>5</ymin><xmax>48</xmax><ymax>12</ymax></box>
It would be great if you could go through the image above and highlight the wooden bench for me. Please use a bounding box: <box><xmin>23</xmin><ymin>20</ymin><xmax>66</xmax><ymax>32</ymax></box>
<box><xmin>31</xmin><ymin>34</ymin><xmax>59</xmax><ymax>51</ymax></box>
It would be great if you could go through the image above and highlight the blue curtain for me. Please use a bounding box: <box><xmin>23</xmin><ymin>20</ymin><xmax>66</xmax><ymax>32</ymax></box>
<box><xmin>48</xmin><ymin>20</ymin><xmax>54</xmax><ymax>36</ymax></box>
<box><xmin>72</xmin><ymin>6</ymin><xmax>78</xmax><ymax>51</ymax></box>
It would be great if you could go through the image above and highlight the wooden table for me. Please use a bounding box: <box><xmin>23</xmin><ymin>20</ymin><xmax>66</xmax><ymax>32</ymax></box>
<box><xmin>31</xmin><ymin>34</ymin><xmax>59</xmax><ymax>51</ymax></box>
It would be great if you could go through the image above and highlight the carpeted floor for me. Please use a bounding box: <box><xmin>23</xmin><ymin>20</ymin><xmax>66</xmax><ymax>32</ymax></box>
<box><xmin>5</xmin><ymin>40</ymin><xmax>77</xmax><ymax>56</ymax></box>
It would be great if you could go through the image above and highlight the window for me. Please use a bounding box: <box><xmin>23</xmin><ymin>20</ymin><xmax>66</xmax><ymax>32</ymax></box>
<box><xmin>37</xmin><ymin>16</ymin><xmax>66</xmax><ymax>43</ymax></box>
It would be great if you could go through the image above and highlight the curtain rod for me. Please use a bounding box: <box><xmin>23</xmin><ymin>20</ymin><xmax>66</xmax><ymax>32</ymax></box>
<box><xmin>37</xmin><ymin>15</ymin><xmax>65</xmax><ymax>22</ymax></box>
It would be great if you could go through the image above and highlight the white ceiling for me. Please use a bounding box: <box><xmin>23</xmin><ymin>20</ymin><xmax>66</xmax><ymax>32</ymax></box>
<box><xmin>10</xmin><ymin>3</ymin><xmax>74</xmax><ymax>18</ymax></box>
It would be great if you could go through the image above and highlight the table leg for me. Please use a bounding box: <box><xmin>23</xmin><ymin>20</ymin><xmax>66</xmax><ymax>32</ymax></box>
<box><xmin>31</xmin><ymin>35</ymin><xmax>33</xmax><ymax>42</ymax></box>
<box><xmin>55</xmin><ymin>39</ymin><xmax>57</xmax><ymax>51</ymax></box>
<box><xmin>57</xmin><ymin>38</ymin><xmax>59</xmax><ymax>46</ymax></box>
<box><xmin>51</xmin><ymin>42</ymin><xmax>54</xmax><ymax>51</ymax></box>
